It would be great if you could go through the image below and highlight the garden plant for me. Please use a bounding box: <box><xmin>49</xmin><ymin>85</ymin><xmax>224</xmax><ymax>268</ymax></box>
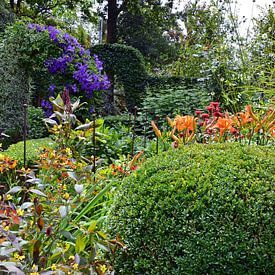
<box><xmin>0</xmin><ymin>0</ymin><xmax>274</xmax><ymax>274</ymax></box>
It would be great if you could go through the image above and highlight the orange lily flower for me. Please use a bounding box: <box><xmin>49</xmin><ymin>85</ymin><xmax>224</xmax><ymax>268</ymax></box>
<box><xmin>174</xmin><ymin>115</ymin><xmax>196</xmax><ymax>132</ymax></box>
<box><xmin>236</xmin><ymin>105</ymin><xmax>254</xmax><ymax>126</ymax></box>
<box><xmin>212</xmin><ymin>117</ymin><xmax>233</xmax><ymax>137</ymax></box>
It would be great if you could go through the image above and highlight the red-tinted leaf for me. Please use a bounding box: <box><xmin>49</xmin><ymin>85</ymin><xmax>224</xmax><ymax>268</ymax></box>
<box><xmin>37</xmin><ymin>217</ymin><xmax>44</xmax><ymax>231</ymax></box>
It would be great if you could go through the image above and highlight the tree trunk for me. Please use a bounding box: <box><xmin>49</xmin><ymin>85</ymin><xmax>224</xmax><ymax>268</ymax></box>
<box><xmin>106</xmin><ymin>0</ymin><xmax>118</xmax><ymax>44</ymax></box>
<box><xmin>10</xmin><ymin>0</ymin><xmax>14</xmax><ymax>10</ymax></box>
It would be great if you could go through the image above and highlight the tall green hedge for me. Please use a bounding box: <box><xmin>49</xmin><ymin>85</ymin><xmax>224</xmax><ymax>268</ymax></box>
<box><xmin>107</xmin><ymin>143</ymin><xmax>275</xmax><ymax>274</ymax></box>
<box><xmin>91</xmin><ymin>43</ymin><xmax>147</xmax><ymax>111</ymax></box>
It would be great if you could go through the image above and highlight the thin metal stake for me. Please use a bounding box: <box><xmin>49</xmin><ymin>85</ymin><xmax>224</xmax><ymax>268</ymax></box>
<box><xmin>143</xmin><ymin>109</ymin><xmax>147</xmax><ymax>148</ymax></box>
<box><xmin>131</xmin><ymin>106</ymin><xmax>137</xmax><ymax>157</ymax></box>
<box><xmin>92</xmin><ymin>114</ymin><xmax>96</xmax><ymax>183</ymax></box>
<box><xmin>23</xmin><ymin>104</ymin><xmax>28</xmax><ymax>168</ymax></box>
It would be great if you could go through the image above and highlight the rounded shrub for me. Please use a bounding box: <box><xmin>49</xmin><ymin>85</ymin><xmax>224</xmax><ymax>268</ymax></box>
<box><xmin>107</xmin><ymin>143</ymin><xmax>275</xmax><ymax>274</ymax></box>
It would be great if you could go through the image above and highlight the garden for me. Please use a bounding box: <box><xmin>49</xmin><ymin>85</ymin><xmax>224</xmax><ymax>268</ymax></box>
<box><xmin>0</xmin><ymin>0</ymin><xmax>274</xmax><ymax>274</ymax></box>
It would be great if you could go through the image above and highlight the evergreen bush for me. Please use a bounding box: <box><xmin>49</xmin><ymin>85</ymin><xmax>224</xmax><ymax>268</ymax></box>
<box><xmin>92</xmin><ymin>43</ymin><xmax>148</xmax><ymax>111</ymax></box>
<box><xmin>107</xmin><ymin>143</ymin><xmax>275</xmax><ymax>274</ymax></box>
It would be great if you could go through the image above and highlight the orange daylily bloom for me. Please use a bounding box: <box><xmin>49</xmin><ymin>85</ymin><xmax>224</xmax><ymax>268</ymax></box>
<box><xmin>269</xmin><ymin>125</ymin><xmax>275</xmax><ymax>138</ymax></box>
<box><xmin>212</xmin><ymin>117</ymin><xmax>233</xmax><ymax>137</ymax></box>
<box><xmin>245</xmin><ymin>105</ymin><xmax>259</xmax><ymax>123</ymax></box>
<box><xmin>174</xmin><ymin>115</ymin><xmax>196</xmax><ymax>132</ymax></box>
<box><xmin>236</xmin><ymin>105</ymin><xmax>254</xmax><ymax>126</ymax></box>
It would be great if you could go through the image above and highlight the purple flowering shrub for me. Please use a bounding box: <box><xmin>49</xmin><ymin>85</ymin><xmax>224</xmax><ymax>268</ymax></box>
<box><xmin>28</xmin><ymin>24</ymin><xmax>110</xmax><ymax>116</ymax></box>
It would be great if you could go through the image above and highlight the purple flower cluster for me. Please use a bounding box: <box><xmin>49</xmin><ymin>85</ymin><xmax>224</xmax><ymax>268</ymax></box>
<box><xmin>28</xmin><ymin>23</ymin><xmax>110</xmax><ymax>116</ymax></box>
<box><xmin>41</xmin><ymin>99</ymin><xmax>53</xmax><ymax>117</ymax></box>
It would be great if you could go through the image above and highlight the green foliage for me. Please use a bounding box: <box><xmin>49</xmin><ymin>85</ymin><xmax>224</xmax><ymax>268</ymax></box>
<box><xmin>0</xmin><ymin>22</ymin><xmax>56</xmax><ymax>145</ymax></box>
<box><xmin>92</xmin><ymin>43</ymin><xmax>148</xmax><ymax>111</ymax></box>
<box><xmin>107</xmin><ymin>143</ymin><xmax>275</xmax><ymax>274</ymax></box>
<box><xmin>0</xmin><ymin>49</ymin><xmax>30</xmax><ymax>147</ymax></box>
<box><xmin>0</xmin><ymin>1</ymin><xmax>14</xmax><ymax>32</ymax></box>
<box><xmin>27</xmin><ymin>106</ymin><xmax>48</xmax><ymax>139</ymax></box>
<box><xmin>3</xmin><ymin>137</ymin><xmax>55</xmax><ymax>166</ymax></box>
<box><xmin>117</xmin><ymin>1</ymin><xmax>180</xmax><ymax>67</ymax></box>
<box><xmin>143</xmin><ymin>76</ymin><xmax>211</xmax><ymax>122</ymax></box>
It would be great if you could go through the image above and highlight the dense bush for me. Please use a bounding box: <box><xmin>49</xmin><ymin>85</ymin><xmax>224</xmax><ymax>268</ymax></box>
<box><xmin>107</xmin><ymin>143</ymin><xmax>275</xmax><ymax>274</ymax></box>
<box><xmin>142</xmin><ymin>77</ymin><xmax>211</xmax><ymax>123</ymax></box>
<box><xmin>2</xmin><ymin>138</ymin><xmax>55</xmax><ymax>166</ymax></box>
<box><xmin>0</xmin><ymin>22</ymin><xmax>54</xmax><ymax>145</ymax></box>
<box><xmin>0</xmin><ymin>1</ymin><xmax>14</xmax><ymax>32</ymax></box>
<box><xmin>92</xmin><ymin>43</ymin><xmax>147</xmax><ymax>111</ymax></box>
<box><xmin>27</xmin><ymin>106</ymin><xmax>48</xmax><ymax>139</ymax></box>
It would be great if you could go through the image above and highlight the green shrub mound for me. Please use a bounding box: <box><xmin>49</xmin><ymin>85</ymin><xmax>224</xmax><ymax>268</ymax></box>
<box><xmin>107</xmin><ymin>143</ymin><xmax>275</xmax><ymax>274</ymax></box>
<box><xmin>3</xmin><ymin>138</ymin><xmax>55</xmax><ymax>166</ymax></box>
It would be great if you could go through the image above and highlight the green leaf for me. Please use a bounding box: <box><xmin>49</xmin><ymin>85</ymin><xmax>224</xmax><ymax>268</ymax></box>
<box><xmin>75</xmin><ymin>235</ymin><xmax>86</xmax><ymax>253</ymax></box>
<box><xmin>29</xmin><ymin>189</ymin><xmax>47</xmax><ymax>197</ymax></box>
<box><xmin>73</xmin><ymin>181</ymin><xmax>113</xmax><ymax>222</ymax></box>
<box><xmin>7</xmin><ymin>186</ymin><xmax>22</xmax><ymax>194</ymax></box>
<box><xmin>88</xmin><ymin>220</ymin><xmax>97</xmax><ymax>233</ymax></box>
<box><xmin>75</xmin><ymin>123</ymin><xmax>92</xmax><ymax>131</ymax></box>
<box><xmin>96</xmin><ymin>231</ymin><xmax>107</xmax><ymax>240</ymax></box>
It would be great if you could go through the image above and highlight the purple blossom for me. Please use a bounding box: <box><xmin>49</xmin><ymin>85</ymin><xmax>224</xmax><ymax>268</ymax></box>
<box><xmin>28</xmin><ymin>23</ymin><xmax>46</xmax><ymax>32</ymax></box>
<box><xmin>41</xmin><ymin>99</ymin><xmax>53</xmax><ymax>117</ymax></box>
<box><xmin>45</xmin><ymin>55</ymin><xmax>72</xmax><ymax>74</ymax></box>
<box><xmin>94</xmin><ymin>54</ymin><xmax>103</xmax><ymax>72</ymax></box>
<box><xmin>29</xmin><ymin>23</ymin><xmax>110</xmax><ymax>114</ymax></box>
<box><xmin>89</xmin><ymin>106</ymin><xmax>94</xmax><ymax>113</ymax></box>
<box><xmin>66</xmin><ymin>84</ymin><xmax>78</xmax><ymax>94</ymax></box>
<box><xmin>48</xmin><ymin>84</ymin><xmax>56</xmax><ymax>96</ymax></box>
<box><xmin>47</xmin><ymin>26</ymin><xmax>60</xmax><ymax>42</ymax></box>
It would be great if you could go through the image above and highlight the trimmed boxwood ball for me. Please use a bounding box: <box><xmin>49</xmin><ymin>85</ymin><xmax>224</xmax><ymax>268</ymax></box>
<box><xmin>107</xmin><ymin>143</ymin><xmax>275</xmax><ymax>274</ymax></box>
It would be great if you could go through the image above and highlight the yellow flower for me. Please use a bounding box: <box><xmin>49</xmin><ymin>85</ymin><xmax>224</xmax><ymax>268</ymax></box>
<box><xmin>65</xmin><ymin>148</ymin><xmax>71</xmax><ymax>155</ymax></box>
<box><xmin>30</xmin><ymin>273</ymin><xmax>39</xmax><ymax>275</ymax></box>
<box><xmin>14</xmin><ymin>253</ymin><xmax>25</xmax><ymax>261</ymax></box>
<box><xmin>4</xmin><ymin>225</ymin><xmax>9</xmax><ymax>231</ymax></box>
<box><xmin>63</xmin><ymin>193</ymin><xmax>70</xmax><ymax>200</ymax></box>
<box><xmin>72</xmin><ymin>263</ymin><xmax>78</xmax><ymax>270</ymax></box>
<box><xmin>51</xmin><ymin>264</ymin><xmax>57</xmax><ymax>271</ymax></box>
<box><xmin>100</xmin><ymin>264</ymin><xmax>108</xmax><ymax>273</ymax></box>
<box><xmin>69</xmin><ymin>255</ymin><xmax>75</xmax><ymax>261</ymax></box>
<box><xmin>6</xmin><ymin>194</ymin><xmax>13</xmax><ymax>201</ymax></box>
<box><xmin>16</xmin><ymin>208</ymin><xmax>25</xmax><ymax>216</ymax></box>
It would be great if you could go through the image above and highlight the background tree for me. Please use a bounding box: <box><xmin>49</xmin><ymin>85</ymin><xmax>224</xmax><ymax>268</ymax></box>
<box><xmin>117</xmin><ymin>0</ymin><xmax>180</xmax><ymax>67</ymax></box>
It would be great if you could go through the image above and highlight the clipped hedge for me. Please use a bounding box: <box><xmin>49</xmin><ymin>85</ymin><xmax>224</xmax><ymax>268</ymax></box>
<box><xmin>107</xmin><ymin>143</ymin><xmax>275</xmax><ymax>274</ymax></box>
<box><xmin>91</xmin><ymin>43</ymin><xmax>147</xmax><ymax>111</ymax></box>
<box><xmin>3</xmin><ymin>138</ymin><xmax>55</xmax><ymax>166</ymax></box>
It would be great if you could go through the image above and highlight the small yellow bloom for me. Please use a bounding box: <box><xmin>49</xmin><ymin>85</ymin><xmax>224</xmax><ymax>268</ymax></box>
<box><xmin>51</xmin><ymin>264</ymin><xmax>57</xmax><ymax>271</ymax></box>
<box><xmin>100</xmin><ymin>264</ymin><xmax>108</xmax><ymax>273</ymax></box>
<box><xmin>4</xmin><ymin>225</ymin><xmax>9</xmax><ymax>231</ymax></box>
<box><xmin>65</xmin><ymin>148</ymin><xmax>71</xmax><ymax>155</ymax></box>
<box><xmin>14</xmin><ymin>253</ymin><xmax>25</xmax><ymax>261</ymax></box>
<box><xmin>62</xmin><ymin>184</ymin><xmax>67</xmax><ymax>191</ymax></box>
<box><xmin>32</xmin><ymin>264</ymin><xmax>37</xmax><ymax>270</ymax></box>
<box><xmin>16</xmin><ymin>208</ymin><xmax>25</xmax><ymax>216</ymax></box>
<box><xmin>68</xmin><ymin>255</ymin><xmax>75</xmax><ymax>261</ymax></box>
<box><xmin>30</xmin><ymin>273</ymin><xmax>39</xmax><ymax>275</ymax></box>
<box><xmin>63</xmin><ymin>193</ymin><xmax>70</xmax><ymax>200</ymax></box>
<box><xmin>72</xmin><ymin>263</ymin><xmax>78</xmax><ymax>270</ymax></box>
<box><xmin>6</xmin><ymin>194</ymin><xmax>13</xmax><ymax>200</ymax></box>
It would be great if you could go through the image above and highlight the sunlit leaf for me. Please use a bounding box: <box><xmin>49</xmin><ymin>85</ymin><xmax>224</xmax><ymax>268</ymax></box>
<box><xmin>7</xmin><ymin>186</ymin><xmax>22</xmax><ymax>194</ymax></box>
<box><xmin>75</xmin><ymin>235</ymin><xmax>86</xmax><ymax>253</ymax></box>
<box><xmin>29</xmin><ymin>189</ymin><xmax>47</xmax><ymax>197</ymax></box>
<box><xmin>59</xmin><ymin>206</ymin><xmax>67</xmax><ymax>218</ymax></box>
